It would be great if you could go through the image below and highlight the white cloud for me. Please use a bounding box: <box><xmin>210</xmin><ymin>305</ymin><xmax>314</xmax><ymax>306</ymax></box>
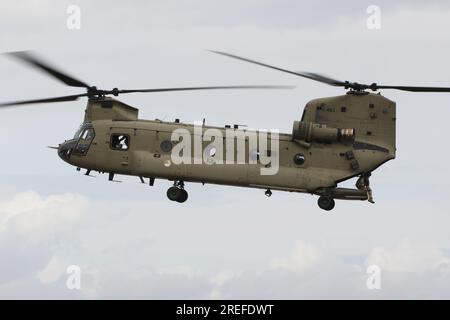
<box><xmin>37</xmin><ymin>256</ymin><xmax>66</xmax><ymax>284</ymax></box>
<box><xmin>366</xmin><ymin>239</ymin><xmax>450</xmax><ymax>273</ymax></box>
<box><xmin>0</xmin><ymin>191</ymin><xmax>88</xmax><ymax>239</ymax></box>
<box><xmin>270</xmin><ymin>241</ymin><xmax>320</xmax><ymax>272</ymax></box>
<box><xmin>0</xmin><ymin>191</ymin><xmax>89</xmax><ymax>290</ymax></box>
<box><xmin>209</xmin><ymin>271</ymin><xmax>236</xmax><ymax>286</ymax></box>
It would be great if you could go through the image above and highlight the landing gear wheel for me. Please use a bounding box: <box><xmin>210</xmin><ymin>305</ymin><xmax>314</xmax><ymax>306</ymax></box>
<box><xmin>177</xmin><ymin>189</ymin><xmax>188</xmax><ymax>203</ymax></box>
<box><xmin>317</xmin><ymin>196</ymin><xmax>335</xmax><ymax>211</ymax></box>
<box><xmin>167</xmin><ymin>186</ymin><xmax>188</xmax><ymax>203</ymax></box>
<box><xmin>167</xmin><ymin>186</ymin><xmax>181</xmax><ymax>202</ymax></box>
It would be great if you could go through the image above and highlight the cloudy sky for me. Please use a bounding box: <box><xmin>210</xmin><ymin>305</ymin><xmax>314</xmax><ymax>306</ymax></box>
<box><xmin>1</xmin><ymin>0</ymin><xmax>450</xmax><ymax>299</ymax></box>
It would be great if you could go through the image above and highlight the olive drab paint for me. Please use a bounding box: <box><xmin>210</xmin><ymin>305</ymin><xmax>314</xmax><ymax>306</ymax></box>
<box><xmin>58</xmin><ymin>93</ymin><xmax>395</xmax><ymax>209</ymax></box>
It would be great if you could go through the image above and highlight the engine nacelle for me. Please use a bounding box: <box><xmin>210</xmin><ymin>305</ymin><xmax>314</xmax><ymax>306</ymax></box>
<box><xmin>292</xmin><ymin>121</ymin><xmax>355</xmax><ymax>143</ymax></box>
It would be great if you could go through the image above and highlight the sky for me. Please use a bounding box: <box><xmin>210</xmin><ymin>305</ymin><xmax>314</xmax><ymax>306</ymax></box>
<box><xmin>1</xmin><ymin>0</ymin><xmax>450</xmax><ymax>299</ymax></box>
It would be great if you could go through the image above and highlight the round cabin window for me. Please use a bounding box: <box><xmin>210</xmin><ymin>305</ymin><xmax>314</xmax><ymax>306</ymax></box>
<box><xmin>160</xmin><ymin>140</ymin><xmax>173</xmax><ymax>152</ymax></box>
<box><xmin>208</xmin><ymin>147</ymin><xmax>217</xmax><ymax>157</ymax></box>
<box><xmin>293</xmin><ymin>153</ymin><xmax>305</xmax><ymax>165</ymax></box>
<box><xmin>203</xmin><ymin>145</ymin><xmax>218</xmax><ymax>164</ymax></box>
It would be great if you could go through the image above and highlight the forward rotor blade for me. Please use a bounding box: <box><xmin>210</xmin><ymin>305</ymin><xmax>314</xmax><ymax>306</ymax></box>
<box><xmin>6</xmin><ymin>51</ymin><xmax>90</xmax><ymax>88</ymax></box>
<box><xmin>0</xmin><ymin>93</ymin><xmax>87</xmax><ymax>107</ymax></box>
<box><xmin>299</xmin><ymin>71</ymin><xmax>346</xmax><ymax>86</ymax></box>
<box><xmin>210</xmin><ymin>50</ymin><xmax>345</xmax><ymax>87</ymax></box>
<box><xmin>374</xmin><ymin>85</ymin><xmax>450</xmax><ymax>92</ymax></box>
<box><xmin>117</xmin><ymin>85</ymin><xmax>295</xmax><ymax>94</ymax></box>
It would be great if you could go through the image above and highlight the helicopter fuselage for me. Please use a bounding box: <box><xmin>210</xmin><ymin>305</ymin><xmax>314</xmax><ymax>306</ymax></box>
<box><xmin>58</xmin><ymin>93</ymin><xmax>396</xmax><ymax>207</ymax></box>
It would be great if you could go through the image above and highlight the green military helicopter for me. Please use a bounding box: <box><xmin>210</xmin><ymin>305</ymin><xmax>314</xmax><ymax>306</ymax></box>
<box><xmin>2</xmin><ymin>51</ymin><xmax>448</xmax><ymax>211</ymax></box>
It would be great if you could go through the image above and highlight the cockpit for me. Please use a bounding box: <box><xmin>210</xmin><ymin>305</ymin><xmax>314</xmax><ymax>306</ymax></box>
<box><xmin>72</xmin><ymin>124</ymin><xmax>95</xmax><ymax>155</ymax></box>
<box><xmin>58</xmin><ymin>123</ymin><xmax>95</xmax><ymax>162</ymax></box>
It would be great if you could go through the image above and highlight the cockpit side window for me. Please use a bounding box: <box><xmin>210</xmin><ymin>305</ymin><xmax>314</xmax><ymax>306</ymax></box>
<box><xmin>73</xmin><ymin>127</ymin><xmax>95</xmax><ymax>155</ymax></box>
<box><xmin>81</xmin><ymin>128</ymin><xmax>95</xmax><ymax>141</ymax></box>
<box><xmin>111</xmin><ymin>134</ymin><xmax>130</xmax><ymax>151</ymax></box>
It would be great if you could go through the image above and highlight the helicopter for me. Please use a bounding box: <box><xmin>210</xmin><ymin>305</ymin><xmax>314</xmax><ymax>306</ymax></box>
<box><xmin>2</xmin><ymin>51</ymin><xmax>449</xmax><ymax>211</ymax></box>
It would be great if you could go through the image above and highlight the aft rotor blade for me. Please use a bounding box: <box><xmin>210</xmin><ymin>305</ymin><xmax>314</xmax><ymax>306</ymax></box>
<box><xmin>211</xmin><ymin>51</ymin><xmax>450</xmax><ymax>93</ymax></box>
<box><xmin>117</xmin><ymin>85</ymin><xmax>295</xmax><ymax>94</ymax></box>
<box><xmin>6</xmin><ymin>51</ymin><xmax>90</xmax><ymax>88</ymax></box>
<box><xmin>374</xmin><ymin>85</ymin><xmax>450</xmax><ymax>92</ymax></box>
<box><xmin>0</xmin><ymin>93</ymin><xmax>87</xmax><ymax>107</ymax></box>
<box><xmin>210</xmin><ymin>50</ymin><xmax>345</xmax><ymax>87</ymax></box>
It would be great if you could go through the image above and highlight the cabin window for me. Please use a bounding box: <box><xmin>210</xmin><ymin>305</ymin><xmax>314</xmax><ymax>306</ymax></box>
<box><xmin>293</xmin><ymin>153</ymin><xmax>305</xmax><ymax>166</ymax></box>
<box><xmin>160</xmin><ymin>140</ymin><xmax>173</xmax><ymax>152</ymax></box>
<box><xmin>208</xmin><ymin>147</ymin><xmax>216</xmax><ymax>157</ymax></box>
<box><xmin>203</xmin><ymin>145</ymin><xmax>217</xmax><ymax>164</ymax></box>
<box><xmin>111</xmin><ymin>134</ymin><xmax>130</xmax><ymax>150</ymax></box>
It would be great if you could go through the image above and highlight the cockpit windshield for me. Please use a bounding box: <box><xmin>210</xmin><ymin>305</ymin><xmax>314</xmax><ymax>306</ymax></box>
<box><xmin>74</xmin><ymin>125</ymin><xmax>84</xmax><ymax>139</ymax></box>
<box><xmin>73</xmin><ymin>124</ymin><xmax>95</xmax><ymax>155</ymax></box>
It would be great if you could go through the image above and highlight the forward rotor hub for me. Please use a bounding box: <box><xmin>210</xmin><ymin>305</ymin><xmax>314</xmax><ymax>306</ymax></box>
<box><xmin>87</xmin><ymin>87</ymin><xmax>120</xmax><ymax>98</ymax></box>
<box><xmin>344</xmin><ymin>81</ymin><xmax>378</xmax><ymax>92</ymax></box>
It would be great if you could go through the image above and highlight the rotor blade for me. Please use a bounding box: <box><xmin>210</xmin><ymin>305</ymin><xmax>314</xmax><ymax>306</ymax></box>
<box><xmin>210</xmin><ymin>50</ymin><xmax>346</xmax><ymax>87</ymax></box>
<box><xmin>0</xmin><ymin>93</ymin><xmax>87</xmax><ymax>107</ymax></box>
<box><xmin>6</xmin><ymin>51</ymin><xmax>90</xmax><ymax>88</ymax></box>
<box><xmin>299</xmin><ymin>71</ymin><xmax>346</xmax><ymax>86</ymax></box>
<box><xmin>117</xmin><ymin>85</ymin><xmax>295</xmax><ymax>94</ymax></box>
<box><xmin>374</xmin><ymin>85</ymin><xmax>450</xmax><ymax>92</ymax></box>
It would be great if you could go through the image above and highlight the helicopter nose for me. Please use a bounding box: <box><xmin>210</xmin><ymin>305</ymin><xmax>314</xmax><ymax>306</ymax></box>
<box><xmin>57</xmin><ymin>140</ymin><xmax>76</xmax><ymax>162</ymax></box>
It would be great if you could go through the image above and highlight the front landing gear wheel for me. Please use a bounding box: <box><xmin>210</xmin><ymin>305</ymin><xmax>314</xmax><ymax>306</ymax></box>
<box><xmin>318</xmin><ymin>196</ymin><xmax>335</xmax><ymax>211</ymax></box>
<box><xmin>167</xmin><ymin>186</ymin><xmax>188</xmax><ymax>203</ymax></box>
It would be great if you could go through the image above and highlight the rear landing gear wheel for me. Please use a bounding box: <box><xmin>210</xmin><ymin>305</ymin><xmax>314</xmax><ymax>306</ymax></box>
<box><xmin>167</xmin><ymin>186</ymin><xmax>182</xmax><ymax>202</ymax></box>
<box><xmin>318</xmin><ymin>196</ymin><xmax>335</xmax><ymax>211</ymax></box>
<box><xmin>177</xmin><ymin>189</ymin><xmax>188</xmax><ymax>203</ymax></box>
<box><xmin>167</xmin><ymin>184</ymin><xmax>188</xmax><ymax>203</ymax></box>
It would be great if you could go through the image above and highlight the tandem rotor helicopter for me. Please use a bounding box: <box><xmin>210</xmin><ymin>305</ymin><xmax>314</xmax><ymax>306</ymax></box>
<box><xmin>2</xmin><ymin>51</ymin><xmax>449</xmax><ymax>211</ymax></box>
